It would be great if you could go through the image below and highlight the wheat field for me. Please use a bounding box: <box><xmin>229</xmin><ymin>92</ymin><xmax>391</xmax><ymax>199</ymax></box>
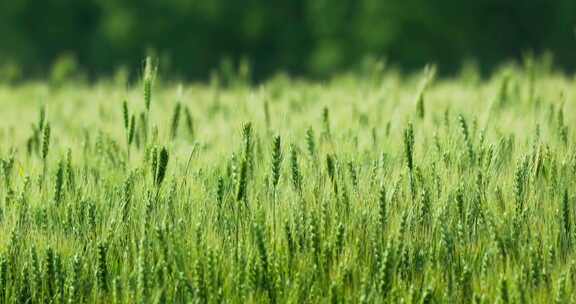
<box><xmin>0</xmin><ymin>59</ymin><xmax>575</xmax><ymax>303</ymax></box>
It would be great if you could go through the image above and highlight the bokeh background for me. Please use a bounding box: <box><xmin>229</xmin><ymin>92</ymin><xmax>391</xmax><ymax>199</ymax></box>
<box><xmin>1</xmin><ymin>0</ymin><xmax>575</xmax><ymax>81</ymax></box>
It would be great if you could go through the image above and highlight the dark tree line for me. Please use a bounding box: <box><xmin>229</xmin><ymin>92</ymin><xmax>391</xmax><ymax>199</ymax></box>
<box><xmin>0</xmin><ymin>0</ymin><xmax>575</xmax><ymax>80</ymax></box>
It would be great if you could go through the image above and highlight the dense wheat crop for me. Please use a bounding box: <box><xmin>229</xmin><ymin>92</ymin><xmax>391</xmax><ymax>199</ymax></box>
<box><xmin>0</xmin><ymin>59</ymin><xmax>576</xmax><ymax>303</ymax></box>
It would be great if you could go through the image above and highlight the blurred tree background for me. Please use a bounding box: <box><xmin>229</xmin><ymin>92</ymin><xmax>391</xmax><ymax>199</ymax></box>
<box><xmin>0</xmin><ymin>0</ymin><xmax>575</xmax><ymax>81</ymax></box>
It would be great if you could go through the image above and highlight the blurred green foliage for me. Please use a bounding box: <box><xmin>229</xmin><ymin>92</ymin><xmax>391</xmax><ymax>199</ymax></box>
<box><xmin>0</xmin><ymin>0</ymin><xmax>575</xmax><ymax>80</ymax></box>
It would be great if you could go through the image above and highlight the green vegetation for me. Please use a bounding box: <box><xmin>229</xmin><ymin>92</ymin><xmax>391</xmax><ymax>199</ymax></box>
<box><xmin>1</xmin><ymin>0</ymin><xmax>576</xmax><ymax>80</ymax></box>
<box><xmin>0</xmin><ymin>58</ymin><xmax>575</xmax><ymax>303</ymax></box>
